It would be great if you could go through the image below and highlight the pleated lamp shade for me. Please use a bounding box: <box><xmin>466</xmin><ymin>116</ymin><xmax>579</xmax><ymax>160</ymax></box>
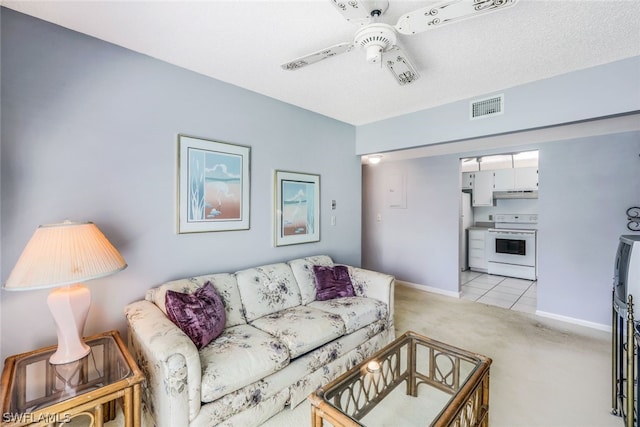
<box><xmin>4</xmin><ymin>221</ymin><xmax>127</xmax><ymax>291</ymax></box>
<box><xmin>3</xmin><ymin>220</ymin><xmax>127</xmax><ymax>364</ymax></box>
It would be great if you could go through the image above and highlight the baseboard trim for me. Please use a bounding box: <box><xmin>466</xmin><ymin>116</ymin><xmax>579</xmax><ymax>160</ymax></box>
<box><xmin>396</xmin><ymin>280</ymin><xmax>461</xmax><ymax>299</ymax></box>
<box><xmin>535</xmin><ymin>310</ymin><xmax>611</xmax><ymax>333</ymax></box>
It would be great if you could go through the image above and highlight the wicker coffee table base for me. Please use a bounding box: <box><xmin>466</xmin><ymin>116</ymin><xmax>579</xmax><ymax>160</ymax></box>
<box><xmin>309</xmin><ymin>331</ymin><xmax>491</xmax><ymax>427</ymax></box>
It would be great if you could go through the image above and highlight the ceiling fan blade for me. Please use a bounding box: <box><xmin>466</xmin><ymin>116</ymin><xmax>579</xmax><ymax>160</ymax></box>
<box><xmin>330</xmin><ymin>0</ymin><xmax>389</xmax><ymax>25</ymax></box>
<box><xmin>384</xmin><ymin>46</ymin><xmax>419</xmax><ymax>86</ymax></box>
<box><xmin>281</xmin><ymin>42</ymin><xmax>354</xmax><ymax>71</ymax></box>
<box><xmin>395</xmin><ymin>0</ymin><xmax>518</xmax><ymax>35</ymax></box>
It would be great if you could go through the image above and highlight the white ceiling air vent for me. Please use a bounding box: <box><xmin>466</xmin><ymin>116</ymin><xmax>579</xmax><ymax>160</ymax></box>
<box><xmin>470</xmin><ymin>94</ymin><xmax>504</xmax><ymax>120</ymax></box>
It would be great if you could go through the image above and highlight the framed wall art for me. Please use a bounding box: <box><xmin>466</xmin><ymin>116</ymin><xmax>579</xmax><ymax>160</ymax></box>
<box><xmin>178</xmin><ymin>135</ymin><xmax>250</xmax><ymax>233</ymax></box>
<box><xmin>274</xmin><ymin>170</ymin><xmax>320</xmax><ymax>246</ymax></box>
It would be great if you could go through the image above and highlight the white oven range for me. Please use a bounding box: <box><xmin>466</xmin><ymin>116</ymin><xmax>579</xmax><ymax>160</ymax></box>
<box><xmin>487</xmin><ymin>214</ymin><xmax>537</xmax><ymax>280</ymax></box>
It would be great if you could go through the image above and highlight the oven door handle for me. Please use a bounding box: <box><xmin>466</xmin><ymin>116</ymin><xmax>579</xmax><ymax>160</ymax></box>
<box><xmin>489</xmin><ymin>231</ymin><xmax>534</xmax><ymax>237</ymax></box>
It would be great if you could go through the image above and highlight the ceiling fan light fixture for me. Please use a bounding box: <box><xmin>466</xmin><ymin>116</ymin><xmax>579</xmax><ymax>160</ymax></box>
<box><xmin>283</xmin><ymin>0</ymin><xmax>519</xmax><ymax>86</ymax></box>
<box><xmin>354</xmin><ymin>23</ymin><xmax>396</xmax><ymax>64</ymax></box>
<box><xmin>365</xmin><ymin>44</ymin><xmax>383</xmax><ymax>63</ymax></box>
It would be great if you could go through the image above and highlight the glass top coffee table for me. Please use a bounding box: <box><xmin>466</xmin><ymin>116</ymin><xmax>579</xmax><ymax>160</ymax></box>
<box><xmin>309</xmin><ymin>331</ymin><xmax>492</xmax><ymax>427</ymax></box>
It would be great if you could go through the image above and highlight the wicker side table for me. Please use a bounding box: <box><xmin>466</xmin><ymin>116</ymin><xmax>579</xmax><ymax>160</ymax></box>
<box><xmin>1</xmin><ymin>330</ymin><xmax>144</xmax><ymax>427</ymax></box>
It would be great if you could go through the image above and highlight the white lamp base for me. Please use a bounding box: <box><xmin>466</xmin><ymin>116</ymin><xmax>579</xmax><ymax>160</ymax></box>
<box><xmin>47</xmin><ymin>284</ymin><xmax>91</xmax><ymax>365</ymax></box>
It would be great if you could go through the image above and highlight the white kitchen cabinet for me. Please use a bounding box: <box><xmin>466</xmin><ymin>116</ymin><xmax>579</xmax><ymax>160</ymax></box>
<box><xmin>472</xmin><ymin>171</ymin><xmax>493</xmax><ymax>207</ymax></box>
<box><xmin>514</xmin><ymin>167</ymin><xmax>538</xmax><ymax>190</ymax></box>
<box><xmin>461</xmin><ymin>172</ymin><xmax>474</xmax><ymax>190</ymax></box>
<box><xmin>468</xmin><ymin>229</ymin><xmax>489</xmax><ymax>272</ymax></box>
<box><xmin>493</xmin><ymin>169</ymin><xmax>514</xmax><ymax>191</ymax></box>
<box><xmin>492</xmin><ymin>167</ymin><xmax>538</xmax><ymax>191</ymax></box>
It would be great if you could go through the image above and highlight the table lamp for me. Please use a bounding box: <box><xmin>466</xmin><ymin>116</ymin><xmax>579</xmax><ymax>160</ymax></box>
<box><xmin>3</xmin><ymin>221</ymin><xmax>127</xmax><ymax>364</ymax></box>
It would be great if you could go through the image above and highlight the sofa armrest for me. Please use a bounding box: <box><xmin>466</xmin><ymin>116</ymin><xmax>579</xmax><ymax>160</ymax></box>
<box><xmin>348</xmin><ymin>267</ymin><xmax>395</xmax><ymax>324</ymax></box>
<box><xmin>124</xmin><ymin>300</ymin><xmax>202</xmax><ymax>427</ymax></box>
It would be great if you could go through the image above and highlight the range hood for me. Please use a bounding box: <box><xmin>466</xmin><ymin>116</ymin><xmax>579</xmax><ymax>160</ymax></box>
<box><xmin>493</xmin><ymin>190</ymin><xmax>538</xmax><ymax>199</ymax></box>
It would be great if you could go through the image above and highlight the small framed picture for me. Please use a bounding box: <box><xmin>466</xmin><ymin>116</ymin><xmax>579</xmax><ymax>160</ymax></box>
<box><xmin>274</xmin><ymin>170</ymin><xmax>320</xmax><ymax>246</ymax></box>
<box><xmin>177</xmin><ymin>135</ymin><xmax>250</xmax><ymax>233</ymax></box>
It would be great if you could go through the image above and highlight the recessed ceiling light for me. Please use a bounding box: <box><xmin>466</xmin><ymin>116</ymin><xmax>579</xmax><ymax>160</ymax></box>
<box><xmin>368</xmin><ymin>155</ymin><xmax>382</xmax><ymax>165</ymax></box>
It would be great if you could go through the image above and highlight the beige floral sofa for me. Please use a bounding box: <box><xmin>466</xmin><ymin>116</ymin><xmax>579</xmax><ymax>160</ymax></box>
<box><xmin>124</xmin><ymin>255</ymin><xmax>395</xmax><ymax>427</ymax></box>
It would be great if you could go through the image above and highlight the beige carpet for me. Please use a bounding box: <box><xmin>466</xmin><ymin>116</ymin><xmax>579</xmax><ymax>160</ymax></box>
<box><xmin>262</xmin><ymin>284</ymin><xmax>621</xmax><ymax>427</ymax></box>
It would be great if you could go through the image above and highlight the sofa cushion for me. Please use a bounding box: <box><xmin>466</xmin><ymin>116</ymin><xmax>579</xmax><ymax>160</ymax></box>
<box><xmin>308</xmin><ymin>297</ymin><xmax>389</xmax><ymax>334</ymax></box>
<box><xmin>250</xmin><ymin>306</ymin><xmax>345</xmax><ymax>358</ymax></box>
<box><xmin>199</xmin><ymin>324</ymin><xmax>290</xmax><ymax>403</ymax></box>
<box><xmin>288</xmin><ymin>255</ymin><xmax>334</xmax><ymax>304</ymax></box>
<box><xmin>313</xmin><ymin>265</ymin><xmax>355</xmax><ymax>301</ymax></box>
<box><xmin>146</xmin><ymin>273</ymin><xmax>246</xmax><ymax>327</ymax></box>
<box><xmin>165</xmin><ymin>282</ymin><xmax>226</xmax><ymax>349</ymax></box>
<box><xmin>235</xmin><ymin>263</ymin><xmax>302</xmax><ymax>322</ymax></box>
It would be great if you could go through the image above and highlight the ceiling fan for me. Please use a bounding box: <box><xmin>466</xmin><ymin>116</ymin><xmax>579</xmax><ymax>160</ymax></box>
<box><xmin>281</xmin><ymin>0</ymin><xmax>518</xmax><ymax>86</ymax></box>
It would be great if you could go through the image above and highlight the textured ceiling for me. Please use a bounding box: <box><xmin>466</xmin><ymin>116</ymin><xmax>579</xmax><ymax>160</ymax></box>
<box><xmin>3</xmin><ymin>0</ymin><xmax>640</xmax><ymax>126</ymax></box>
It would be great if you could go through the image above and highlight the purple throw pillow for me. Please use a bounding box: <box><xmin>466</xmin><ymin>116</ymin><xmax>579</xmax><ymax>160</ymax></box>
<box><xmin>165</xmin><ymin>281</ymin><xmax>226</xmax><ymax>349</ymax></box>
<box><xmin>313</xmin><ymin>265</ymin><xmax>355</xmax><ymax>301</ymax></box>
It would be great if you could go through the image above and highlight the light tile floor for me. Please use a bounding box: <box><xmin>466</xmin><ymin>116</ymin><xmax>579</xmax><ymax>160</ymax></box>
<box><xmin>460</xmin><ymin>270</ymin><xmax>537</xmax><ymax>314</ymax></box>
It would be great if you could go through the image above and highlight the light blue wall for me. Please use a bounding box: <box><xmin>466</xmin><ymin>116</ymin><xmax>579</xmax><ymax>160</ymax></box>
<box><xmin>356</xmin><ymin>56</ymin><xmax>640</xmax><ymax>155</ymax></box>
<box><xmin>362</xmin><ymin>130</ymin><xmax>640</xmax><ymax>327</ymax></box>
<box><xmin>362</xmin><ymin>155</ymin><xmax>460</xmax><ymax>293</ymax></box>
<box><xmin>0</xmin><ymin>9</ymin><xmax>360</xmax><ymax>360</ymax></box>
<box><xmin>537</xmin><ymin>132</ymin><xmax>640</xmax><ymax>324</ymax></box>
